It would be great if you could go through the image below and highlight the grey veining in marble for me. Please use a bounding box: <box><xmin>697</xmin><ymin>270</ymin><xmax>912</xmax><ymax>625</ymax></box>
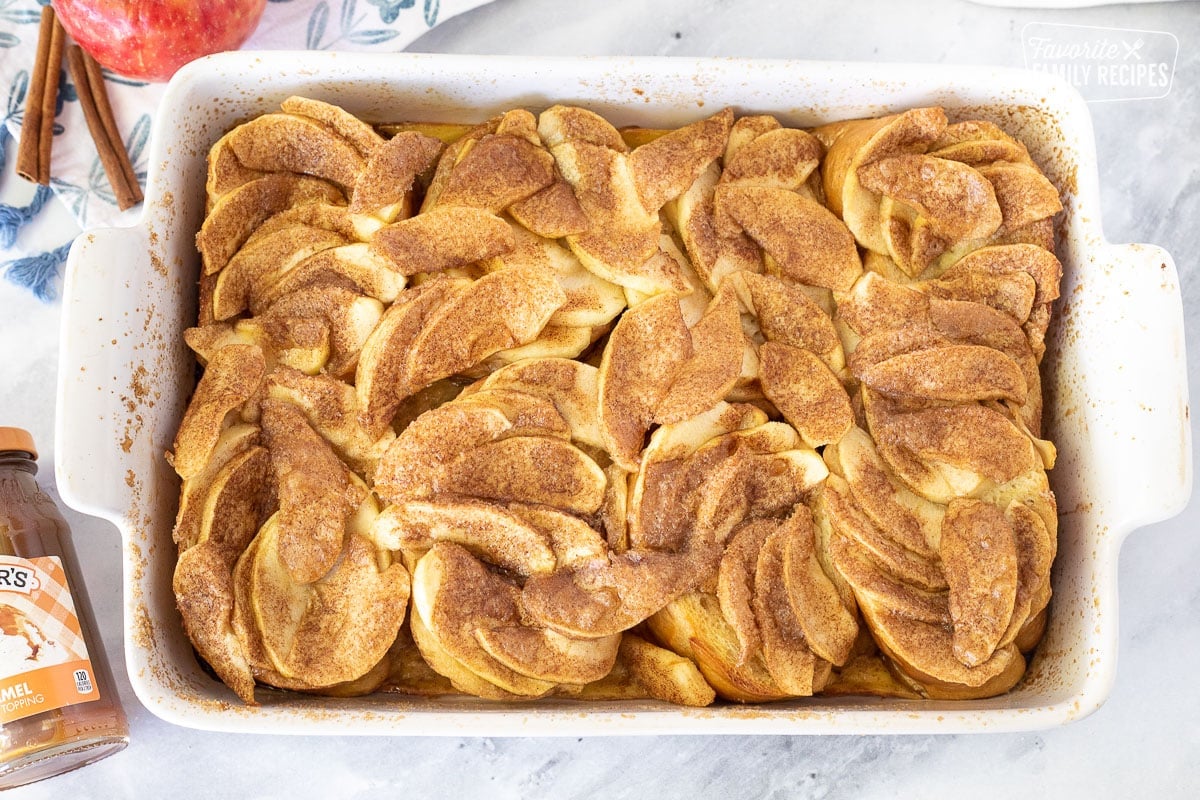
<box><xmin>0</xmin><ymin>0</ymin><xmax>1197</xmax><ymax>797</ymax></box>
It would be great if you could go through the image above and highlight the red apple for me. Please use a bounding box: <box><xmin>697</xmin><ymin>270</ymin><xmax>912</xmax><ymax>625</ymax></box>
<box><xmin>52</xmin><ymin>0</ymin><xmax>267</xmax><ymax>83</ymax></box>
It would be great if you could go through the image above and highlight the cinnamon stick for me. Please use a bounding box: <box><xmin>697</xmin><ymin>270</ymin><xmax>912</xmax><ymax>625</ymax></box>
<box><xmin>37</xmin><ymin>15</ymin><xmax>65</xmax><ymax>184</ymax></box>
<box><xmin>66</xmin><ymin>45</ymin><xmax>143</xmax><ymax>211</ymax></box>
<box><xmin>15</xmin><ymin>6</ymin><xmax>57</xmax><ymax>184</ymax></box>
<box><xmin>82</xmin><ymin>53</ymin><xmax>141</xmax><ymax>202</ymax></box>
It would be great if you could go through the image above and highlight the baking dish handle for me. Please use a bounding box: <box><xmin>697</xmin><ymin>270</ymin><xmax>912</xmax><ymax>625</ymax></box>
<box><xmin>54</xmin><ymin>226</ymin><xmax>150</xmax><ymax>526</ymax></box>
<box><xmin>1096</xmin><ymin>242</ymin><xmax>1192</xmax><ymax>535</ymax></box>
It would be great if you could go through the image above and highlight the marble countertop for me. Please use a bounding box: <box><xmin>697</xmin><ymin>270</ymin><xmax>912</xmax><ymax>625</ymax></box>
<box><xmin>1</xmin><ymin>0</ymin><xmax>1197</xmax><ymax>796</ymax></box>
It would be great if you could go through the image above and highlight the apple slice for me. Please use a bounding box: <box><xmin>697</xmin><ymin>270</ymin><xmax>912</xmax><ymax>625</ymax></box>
<box><xmin>936</xmin><ymin>244</ymin><xmax>1063</xmax><ymax>361</ymax></box>
<box><xmin>438</xmin><ymin>436</ymin><xmax>606</xmax><ymax>515</ymax></box>
<box><xmin>260</xmin><ymin>399</ymin><xmax>365</xmax><ymax>584</ymax></box>
<box><xmin>418</xmin><ymin>120</ymin><xmax>494</xmax><ymax>211</ymax></box>
<box><xmin>225</xmin><ymin>112</ymin><xmax>366</xmax><ymax>193</ymax></box>
<box><xmin>720</xmin><ymin>127</ymin><xmax>822</xmax><ymax>191</ymax></box>
<box><xmin>243</xmin><ymin>200</ymin><xmax>358</xmax><ymax>242</ymax></box>
<box><xmin>973</xmin><ymin>161</ymin><xmax>1063</xmax><ymax>237</ymax></box>
<box><xmin>940</xmin><ymin>499</ymin><xmax>1018</xmax><ymax>667</ymax></box>
<box><xmin>408</xmin><ymin>605</ymin><xmax>523</xmax><ymax>701</ymax></box>
<box><xmin>628</xmin><ymin>107</ymin><xmax>733</xmax><ymax>212</ymax></box>
<box><xmin>372</xmin><ymin>404</ymin><xmax>520</xmax><ymax>503</ymax></box>
<box><xmin>860</xmin><ymin>154</ymin><xmax>1002</xmax><ymax>251</ymax></box>
<box><xmin>759</xmin><ymin>342</ymin><xmax>853</xmax><ymax>448</ymax></box>
<box><xmin>349</xmin><ymin>130</ymin><xmax>443</xmax><ymax>226</ymax></box>
<box><xmin>211</xmin><ymin>224</ymin><xmax>348</xmax><ymax>320</ymax></box>
<box><xmin>206</xmin><ymin>130</ymin><xmax>266</xmax><ymax>203</ymax></box>
<box><xmin>474</xmin><ymin>626</ymin><xmax>619</xmax><ymax>686</ymax></box>
<box><xmin>256</xmin><ymin>243</ymin><xmax>407</xmax><ymax>308</ymax></box>
<box><xmin>410</xmin><ymin>543</ymin><xmax>557</xmax><ymax>697</ymax></box>
<box><xmin>356</xmin><ymin>276</ymin><xmax>472</xmax><ymax>436</ymax></box>
<box><xmin>666</xmin><ymin>161</ymin><xmax>763</xmax><ymax>292</ymax></box>
<box><xmin>778</xmin><ymin>507</ymin><xmax>858</xmax><ymax>667</ymax></box>
<box><xmin>648</xmin><ymin>592</ymin><xmax>786</xmax><ymax>703</ymax></box>
<box><xmin>1000</xmin><ymin>500</ymin><xmax>1055</xmax><ymax>648</ymax></box>
<box><xmin>432</xmin><ymin>133</ymin><xmax>556</xmax><ymax>213</ymax></box>
<box><xmin>825</xmin><ymin>529</ymin><xmax>952</xmax><ymax>626</ymax></box>
<box><xmin>553</xmin><ymin>139</ymin><xmax>671</xmax><ymax>294</ymax></box>
<box><xmin>834</xmin><ymin>270</ymin><xmax>929</xmax><ymax>340</ymax></box>
<box><xmin>175</xmin><ymin>541</ymin><xmax>258</xmax><ymax>703</ymax></box>
<box><xmin>864</xmin><ymin>392</ymin><xmax>1039</xmax><ymax>501</ymax></box>
<box><xmin>370</xmin><ymin>206</ymin><xmax>515</xmax><ymax>276</ymax></box>
<box><xmin>472</xmin><ymin>358</ymin><xmax>604</xmax><ymax>450</ymax></box>
<box><xmin>614</xmin><ymin>633</ymin><xmax>715</xmax><ymax>707</ymax></box>
<box><xmin>599</xmin><ymin>464</ymin><xmax>632</xmax><ymax>552</ymax></box>
<box><xmin>172</xmin><ymin>444</ymin><xmax>271</xmax><ymax>704</ymax></box>
<box><xmin>374</xmin><ymin>499</ymin><xmax>556</xmax><ymax>576</ymax></box>
<box><xmin>508</xmin><ymin>179</ymin><xmax>589</xmax><ymax>239</ymax></box>
<box><xmin>812</xmin><ymin>106</ymin><xmax>947</xmax><ymax>245</ymax></box>
<box><xmin>248</xmin><ymin>518</ymin><xmax>410</xmax><ymax>688</ymax></box>
<box><xmin>264</xmin><ymin>367</ymin><xmax>395</xmax><ymax>478</ymax></box>
<box><xmin>486</xmin><ymin>326</ymin><xmax>596</xmax><ymax>365</ymax></box>
<box><xmin>926</xmin><ymin>268</ymin><xmax>1036</xmax><ymax>325</ymax></box>
<box><xmin>214</xmin><ymin>317</ymin><xmax>332</xmax><ymax>377</ymax></box>
<box><xmin>751</xmin><ymin>526</ymin><xmax>821</xmax><ymax>695</ymax></box>
<box><xmin>173</xmin><ymin>423</ymin><xmax>260</xmax><ymax>552</ymax></box>
<box><xmin>818</xmin><ymin>475</ymin><xmax>947</xmax><ymax>592</ymax></box>
<box><xmin>866</xmin><ymin>604</ymin><xmax>1022</xmax><ymax>695</ymax></box>
<box><xmin>403</xmin><ymin>266</ymin><xmax>567</xmax><ymax>387</ymax></box>
<box><xmin>262</xmin><ymin>286</ymin><xmax>383</xmax><ymax>379</ymax></box>
<box><xmin>654</xmin><ymin>281</ymin><xmax>743</xmax><ymax>424</ymax></box>
<box><xmin>372</xmin><ymin>388</ymin><xmax>569</xmax><ymax>503</ymax></box>
<box><xmin>728</xmin><ymin>271</ymin><xmax>844</xmax><ymax>371</ymax></box>
<box><xmin>929</xmin><ymin>120</ymin><xmax>1032</xmax><ymax>166</ymax></box>
<box><xmin>925</xmin><ymin>297</ymin><xmax>1044</xmax><ymax>434</ymax></box>
<box><xmin>717</xmin><ymin>184</ymin><xmax>862</xmax><ymax>292</ymax></box>
<box><xmin>452</xmin><ymin>388</ymin><xmax>573</xmax><ymax>439</ymax></box>
<box><xmin>597</xmin><ymin>292</ymin><xmax>692</xmax><ymax>470</ymax></box>
<box><xmin>503</xmin><ymin>502</ymin><xmax>610</xmax><ymax>569</ymax></box>
<box><xmin>689</xmin><ymin>431</ymin><xmax>829</xmax><ymax>545</ymax></box>
<box><xmin>723</xmin><ymin>114</ymin><xmax>782</xmax><ymax>163</ymax></box>
<box><xmin>279</xmin><ymin>96</ymin><xmax>384</xmax><ymax>160</ymax></box>
<box><xmin>538</xmin><ymin>105</ymin><xmax>629</xmax><ymax>152</ymax></box>
<box><xmin>627</xmin><ymin>402</ymin><xmax>767</xmax><ymax>550</ymax></box>
<box><xmin>825</xmin><ymin>426</ymin><xmax>943</xmax><ymax>559</ymax></box>
<box><xmin>716</xmin><ymin>519</ymin><xmax>774</xmax><ymax>663</ymax></box>
<box><xmin>855</xmin><ymin>344</ymin><xmax>1027</xmax><ymax>404</ymax></box>
<box><xmin>502</xmin><ymin>225</ymin><xmax>627</xmax><ymax>330</ymax></box>
<box><xmin>521</xmin><ymin>543</ymin><xmax>717</xmax><ymax>639</ymax></box>
<box><xmin>171</xmin><ymin>344</ymin><xmax>265</xmax><ymax>480</ymax></box>
<box><xmin>197</xmin><ymin>173</ymin><xmax>344</xmax><ymax>276</ymax></box>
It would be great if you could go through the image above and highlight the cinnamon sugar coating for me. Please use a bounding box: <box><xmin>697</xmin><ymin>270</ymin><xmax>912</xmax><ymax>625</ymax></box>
<box><xmin>174</xmin><ymin>97</ymin><xmax>1062</xmax><ymax>706</ymax></box>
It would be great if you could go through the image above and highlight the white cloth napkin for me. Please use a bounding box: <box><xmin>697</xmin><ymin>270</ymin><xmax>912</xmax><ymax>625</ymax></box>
<box><xmin>1</xmin><ymin>0</ymin><xmax>490</xmax><ymax>230</ymax></box>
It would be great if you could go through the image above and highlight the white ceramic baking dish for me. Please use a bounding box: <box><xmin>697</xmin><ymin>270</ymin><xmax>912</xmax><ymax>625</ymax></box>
<box><xmin>54</xmin><ymin>52</ymin><xmax>1190</xmax><ymax>735</ymax></box>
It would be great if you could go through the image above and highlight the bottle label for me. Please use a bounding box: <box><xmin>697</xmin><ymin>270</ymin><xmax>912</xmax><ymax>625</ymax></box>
<box><xmin>0</xmin><ymin>555</ymin><xmax>99</xmax><ymax>723</ymax></box>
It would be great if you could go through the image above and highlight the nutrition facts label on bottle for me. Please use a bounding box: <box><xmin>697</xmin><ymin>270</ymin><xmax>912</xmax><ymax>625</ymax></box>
<box><xmin>0</xmin><ymin>555</ymin><xmax>99</xmax><ymax>724</ymax></box>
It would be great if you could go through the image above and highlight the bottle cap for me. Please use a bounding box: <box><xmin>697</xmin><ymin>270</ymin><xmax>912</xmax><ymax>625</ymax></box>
<box><xmin>0</xmin><ymin>427</ymin><xmax>37</xmax><ymax>459</ymax></box>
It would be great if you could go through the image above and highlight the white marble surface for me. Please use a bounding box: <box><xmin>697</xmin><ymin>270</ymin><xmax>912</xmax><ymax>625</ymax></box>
<box><xmin>1</xmin><ymin>0</ymin><xmax>1198</xmax><ymax>796</ymax></box>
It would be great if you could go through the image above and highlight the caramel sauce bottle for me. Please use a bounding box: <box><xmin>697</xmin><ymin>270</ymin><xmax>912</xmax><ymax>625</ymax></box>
<box><xmin>0</xmin><ymin>428</ymin><xmax>127</xmax><ymax>789</ymax></box>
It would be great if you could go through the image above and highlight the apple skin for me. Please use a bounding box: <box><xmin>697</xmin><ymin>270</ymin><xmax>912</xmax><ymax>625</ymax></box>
<box><xmin>52</xmin><ymin>0</ymin><xmax>268</xmax><ymax>83</ymax></box>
